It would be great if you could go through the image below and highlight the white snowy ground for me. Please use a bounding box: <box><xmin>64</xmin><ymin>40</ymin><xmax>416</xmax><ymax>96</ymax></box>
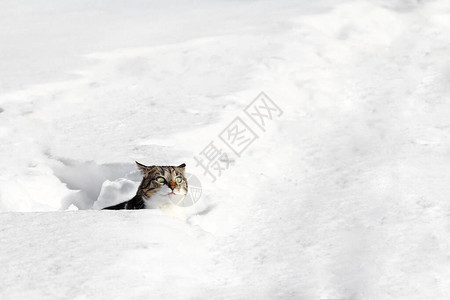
<box><xmin>1</xmin><ymin>0</ymin><xmax>450</xmax><ymax>299</ymax></box>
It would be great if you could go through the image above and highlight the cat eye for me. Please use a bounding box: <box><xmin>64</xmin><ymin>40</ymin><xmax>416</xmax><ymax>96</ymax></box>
<box><xmin>156</xmin><ymin>177</ymin><xmax>165</xmax><ymax>183</ymax></box>
<box><xmin>175</xmin><ymin>177</ymin><xmax>182</xmax><ymax>183</ymax></box>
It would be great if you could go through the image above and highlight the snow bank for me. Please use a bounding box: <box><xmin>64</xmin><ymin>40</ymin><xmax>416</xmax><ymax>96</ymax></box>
<box><xmin>0</xmin><ymin>211</ymin><xmax>218</xmax><ymax>300</ymax></box>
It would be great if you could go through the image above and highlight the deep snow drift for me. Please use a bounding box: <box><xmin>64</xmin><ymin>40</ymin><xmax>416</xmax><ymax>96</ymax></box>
<box><xmin>1</xmin><ymin>0</ymin><xmax>450</xmax><ymax>299</ymax></box>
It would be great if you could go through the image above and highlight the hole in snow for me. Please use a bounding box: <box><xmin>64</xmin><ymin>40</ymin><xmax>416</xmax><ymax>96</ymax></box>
<box><xmin>50</xmin><ymin>158</ymin><xmax>141</xmax><ymax>210</ymax></box>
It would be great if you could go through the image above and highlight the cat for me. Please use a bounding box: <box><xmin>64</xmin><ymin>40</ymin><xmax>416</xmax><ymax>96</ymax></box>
<box><xmin>103</xmin><ymin>162</ymin><xmax>188</xmax><ymax>219</ymax></box>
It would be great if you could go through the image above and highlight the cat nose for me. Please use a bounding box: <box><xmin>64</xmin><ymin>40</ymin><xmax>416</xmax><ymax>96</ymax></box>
<box><xmin>169</xmin><ymin>181</ymin><xmax>176</xmax><ymax>190</ymax></box>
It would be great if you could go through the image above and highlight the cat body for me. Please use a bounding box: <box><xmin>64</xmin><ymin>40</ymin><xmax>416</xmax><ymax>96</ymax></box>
<box><xmin>103</xmin><ymin>162</ymin><xmax>188</xmax><ymax>219</ymax></box>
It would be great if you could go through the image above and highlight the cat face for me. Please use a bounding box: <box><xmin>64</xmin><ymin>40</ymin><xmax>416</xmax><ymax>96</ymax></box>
<box><xmin>135</xmin><ymin>161</ymin><xmax>188</xmax><ymax>201</ymax></box>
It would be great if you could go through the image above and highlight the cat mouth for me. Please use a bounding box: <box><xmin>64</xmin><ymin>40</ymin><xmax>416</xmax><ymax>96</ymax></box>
<box><xmin>168</xmin><ymin>192</ymin><xmax>186</xmax><ymax>205</ymax></box>
<box><xmin>168</xmin><ymin>192</ymin><xmax>185</xmax><ymax>197</ymax></box>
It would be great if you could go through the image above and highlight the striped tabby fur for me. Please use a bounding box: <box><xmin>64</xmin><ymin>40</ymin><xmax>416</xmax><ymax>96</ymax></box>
<box><xmin>103</xmin><ymin>162</ymin><xmax>188</xmax><ymax>210</ymax></box>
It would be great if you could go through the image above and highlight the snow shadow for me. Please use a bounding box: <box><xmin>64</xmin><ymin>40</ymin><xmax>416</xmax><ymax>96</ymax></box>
<box><xmin>50</xmin><ymin>159</ymin><xmax>141</xmax><ymax>210</ymax></box>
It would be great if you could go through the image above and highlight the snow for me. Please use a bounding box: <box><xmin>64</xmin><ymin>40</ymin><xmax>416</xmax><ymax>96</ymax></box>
<box><xmin>0</xmin><ymin>211</ymin><xmax>217</xmax><ymax>300</ymax></box>
<box><xmin>1</xmin><ymin>0</ymin><xmax>450</xmax><ymax>299</ymax></box>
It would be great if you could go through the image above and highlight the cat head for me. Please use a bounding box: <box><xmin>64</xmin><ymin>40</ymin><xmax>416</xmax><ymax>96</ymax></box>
<box><xmin>135</xmin><ymin>161</ymin><xmax>188</xmax><ymax>201</ymax></box>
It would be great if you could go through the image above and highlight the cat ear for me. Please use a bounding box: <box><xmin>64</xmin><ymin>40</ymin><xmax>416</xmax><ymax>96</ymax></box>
<box><xmin>178</xmin><ymin>163</ymin><xmax>186</xmax><ymax>169</ymax></box>
<box><xmin>135</xmin><ymin>161</ymin><xmax>149</xmax><ymax>172</ymax></box>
